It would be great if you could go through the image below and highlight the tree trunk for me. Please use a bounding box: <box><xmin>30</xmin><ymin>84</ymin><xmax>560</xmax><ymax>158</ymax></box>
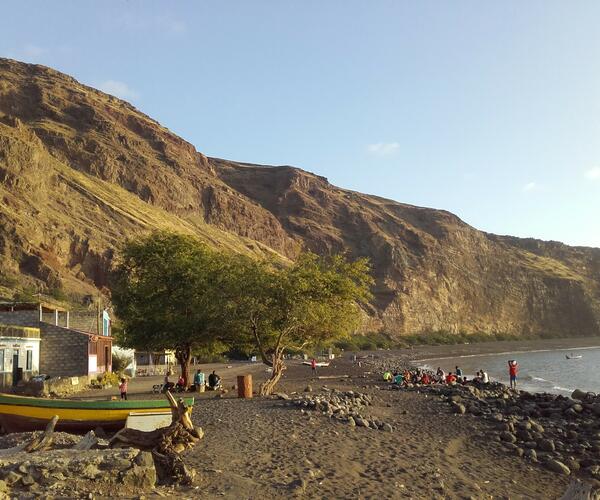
<box><xmin>259</xmin><ymin>351</ymin><xmax>285</xmax><ymax>396</ymax></box>
<box><xmin>175</xmin><ymin>345</ymin><xmax>192</xmax><ymax>388</ymax></box>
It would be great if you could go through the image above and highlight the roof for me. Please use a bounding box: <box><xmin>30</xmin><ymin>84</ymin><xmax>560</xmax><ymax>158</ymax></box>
<box><xmin>0</xmin><ymin>301</ymin><xmax>67</xmax><ymax>313</ymax></box>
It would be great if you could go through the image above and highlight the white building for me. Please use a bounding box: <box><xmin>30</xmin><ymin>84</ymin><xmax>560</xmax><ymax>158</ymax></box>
<box><xmin>0</xmin><ymin>324</ymin><xmax>40</xmax><ymax>387</ymax></box>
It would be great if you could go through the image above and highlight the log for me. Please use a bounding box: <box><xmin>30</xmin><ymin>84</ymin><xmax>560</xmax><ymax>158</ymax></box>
<box><xmin>0</xmin><ymin>415</ymin><xmax>60</xmax><ymax>456</ymax></box>
<box><xmin>109</xmin><ymin>392</ymin><xmax>201</xmax><ymax>484</ymax></box>
<box><xmin>72</xmin><ymin>430</ymin><xmax>98</xmax><ymax>451</ymax></box>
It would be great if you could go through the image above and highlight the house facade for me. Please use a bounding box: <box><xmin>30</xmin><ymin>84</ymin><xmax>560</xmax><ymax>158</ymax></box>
<box><xmin>0</xmin><ymin>302</ymin><xmax>112</xmax><ymax>384</ymax></box>
<box><xmin>0</xmin><ymin>324</ymin><xmax>41</xmax><ymax>386</ymax></box>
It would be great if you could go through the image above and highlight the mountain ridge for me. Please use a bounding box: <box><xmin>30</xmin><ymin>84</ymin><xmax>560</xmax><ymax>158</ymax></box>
<box><xmin>1</xmin><ymin>57</ymin><xmax>599</xmax><ymax>337</ymax></box>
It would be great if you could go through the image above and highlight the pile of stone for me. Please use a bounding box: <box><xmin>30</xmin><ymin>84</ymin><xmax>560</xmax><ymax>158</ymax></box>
<box><xmin>0</xmin><ymin>448</ymin><xmax>156</xmax><ymax>496</ymax></box>
<box><xmin>288</xmin><ymin>388</ymin><xmax>394</xmax><ymax>432</ymax></box>
<box><xmin>407</xmin><ymin>382</ymin><xmax>600</xmax><ymax>482</ymax></box>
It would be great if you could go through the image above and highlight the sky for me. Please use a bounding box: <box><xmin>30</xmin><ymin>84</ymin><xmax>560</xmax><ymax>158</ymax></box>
<box><xmin>2</xmin><ymin>1</ymin><xmax>600</xmax><ymax>248</ymax></box>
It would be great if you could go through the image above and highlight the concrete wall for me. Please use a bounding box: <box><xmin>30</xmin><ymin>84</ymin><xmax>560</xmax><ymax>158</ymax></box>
<box><xmin>0</xmin><ymin>310</ymin><xmax>39</xmax><ymax>327</ymax></box>
<box><xmin>39</xmin><ymin>323</ymin><xmax>89</xmax><ymax>377</ymax></box>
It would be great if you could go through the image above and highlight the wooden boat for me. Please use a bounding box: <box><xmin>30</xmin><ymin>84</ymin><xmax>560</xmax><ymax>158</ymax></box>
<box><xmin>0</xmin><ymin>393</ymin><xmax>194</xmax><ymax>433</ymax></box>
<box><xmin>566</xmin><ymin>354</ymin><xmax>583</xmax><ymax>360</ymax></box>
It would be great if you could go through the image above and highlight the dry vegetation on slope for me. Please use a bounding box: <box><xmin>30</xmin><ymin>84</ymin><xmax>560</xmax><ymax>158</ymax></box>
<box><xmin>0</xmin><ymin>58</ymin><xmax>599</xmax><ymax>337</ymax></box>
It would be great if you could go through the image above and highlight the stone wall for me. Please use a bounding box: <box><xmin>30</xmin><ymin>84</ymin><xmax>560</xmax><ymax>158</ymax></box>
<box><xmin>39</xmin><ymin>324</ymin><xmax>89</xmax><ymax>377</ymax></box>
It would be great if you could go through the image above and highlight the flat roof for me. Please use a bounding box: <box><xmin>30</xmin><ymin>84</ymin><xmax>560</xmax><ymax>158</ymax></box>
<box><xmin>0</xmin><ymin>301</ymin><xmax>67</xmax><ymax>313</ymax></box>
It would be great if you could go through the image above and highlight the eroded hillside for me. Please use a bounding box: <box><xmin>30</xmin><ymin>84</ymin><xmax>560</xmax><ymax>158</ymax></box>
<box><xmin>1</xmin><ymin>58</ymin><xmax>599</xmax><ymax>337</ymax></box>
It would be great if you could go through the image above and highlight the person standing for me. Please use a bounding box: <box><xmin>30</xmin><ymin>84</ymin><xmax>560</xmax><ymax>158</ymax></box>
<box><xmin>310</xmin><ymin>358</ymin><xmax>317</xmax><ymax>376</ymax></box>
<box><xmin>508</xmin><ymin>360</ymin><xmax>518</xmax><ymax>389</ymax></box>
<box><xmin>455</xmin><ymin>366</ymin><xmax>463</xmax><ymax>378</ymax></box>
<box><xmin>119</xmin><ymin>377</ymin><xmax>128</xmax><ymax>400</ymax></box>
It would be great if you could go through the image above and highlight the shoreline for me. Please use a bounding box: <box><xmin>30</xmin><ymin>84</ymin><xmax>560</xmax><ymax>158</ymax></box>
<box><xmin>396</xmin><ymin>335</ymin><xmax>600</xmax><ymax>363</ymax></box>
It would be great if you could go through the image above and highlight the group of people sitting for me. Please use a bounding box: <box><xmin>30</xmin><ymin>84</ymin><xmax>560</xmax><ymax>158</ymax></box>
<box><xmin>382</xmin><ymin>365</ymin><xmax>490</xmax><ymax>387</ymax></box>
<box><xmin>161</xmin><ymin>369</ymin><xmax>222</xmax><ymax>393</ymax></box>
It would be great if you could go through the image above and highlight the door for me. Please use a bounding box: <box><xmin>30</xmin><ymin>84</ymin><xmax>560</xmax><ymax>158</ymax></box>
<box><xmin>12</xmin><ymin>350</ymin><xmax>19</xmax><ymax>386</ymax></box>
<box><xmin>104</xmin><ymin>346</ymin><xmax>110</xmax><ymax>373</ymax></box>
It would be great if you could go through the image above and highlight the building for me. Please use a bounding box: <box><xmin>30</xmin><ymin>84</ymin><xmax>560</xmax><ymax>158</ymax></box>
<box><xmin>0</xmin><ymin>324</ymin><xmax>41</xmax><ymax>386</ymax></box>
<box><xmin>134</xmin><ymin>350</ymin><xmax>175</xmax><ymax>376</ymax></box>
<box><xmin>0</xmin><ymin>302</ymin><xmax>113</xmax><ymax>384</ymax></box>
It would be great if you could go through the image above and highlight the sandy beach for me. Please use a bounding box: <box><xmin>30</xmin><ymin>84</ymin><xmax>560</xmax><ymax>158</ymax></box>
<box><xmin>163</xmin><ymin>344</ymin><xmax>582</xmax><ymax>499</ymax></box>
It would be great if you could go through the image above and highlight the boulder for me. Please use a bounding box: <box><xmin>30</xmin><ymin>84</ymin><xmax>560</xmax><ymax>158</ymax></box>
<box><xmin>500</xmin><ymin>432</ymin><xmax>517</xmax><ymax>443</ymax></box>
<box><xmin>524</xmin><ymin>449</ymin><xmax>537</xmax><ymax>461</ymax></box>
<box><xmin>538</xmin><ymin>439</ymin><xmax>556</xmax><ymax>452</ymax></box>
<box><xmin>571</xmin><ymin>389</ymin><xmax>587</xmax><ymax>401</ymax></box>
<box><xmin>544</xmin><ymin>459</ymin><xmax>571</xmax><ymax>476</ymax></box>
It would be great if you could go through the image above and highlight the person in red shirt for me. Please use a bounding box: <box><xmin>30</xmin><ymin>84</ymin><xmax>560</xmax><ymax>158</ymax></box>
<box><xmin>310</xmin><ymin>358</ymin><xmax>317</xmax><ymax>376</ymax></box>
<box><xmin>508</xmin><ymin>360</ymin><xmax>519</xmax><ymax>389</ymax></box>
<box><xmin>445</xmin><ymin>372</ymin><xmax>457</xmax><ymax>384</ymax></box>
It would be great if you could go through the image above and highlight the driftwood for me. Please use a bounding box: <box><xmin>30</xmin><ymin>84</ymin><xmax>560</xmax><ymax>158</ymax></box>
<box><xmin>72</xmin><ymin>430</ymin><xmax>99</xmax><ymax>451</ymax></box>
<box><xmin>0</xmin><ymin>415</ymin><xmax>59</xmax><ymax>456</ymax></box>
<box><xmin>109</xmin><ymin>391</ymin><xmax>201</xmax><ymax>485</ymax></box>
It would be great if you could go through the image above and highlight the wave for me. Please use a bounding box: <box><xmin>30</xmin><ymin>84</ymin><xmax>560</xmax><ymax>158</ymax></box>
<box><xmin>552</xmin><ymin>386</ymin><xmax>573</xmax><ymax>393</ymax></box>
<box><xmin>531</xmin><ymin>376</ymin><xmax>547</xmax><ymax>382</ymax></box>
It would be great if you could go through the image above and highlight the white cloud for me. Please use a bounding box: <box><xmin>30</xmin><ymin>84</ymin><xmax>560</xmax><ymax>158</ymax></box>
<box><xmin>367</xmin><ymin>142</ymin><xmax>400</xmax><ymax>156</ymax></box>
<box><xmin>98</xmin><ymin>80</ymin><xmax>140</xmax><ymax>101</ymax></box>
<box><xmin>584</xmin><ymin>167</ymin><xmax>600</xmax><ymax>180</ymax></box>
<box><xmin>522</xmin><ymin>182</ymin><xmax>541</xmax><ymax>193</ymax></box>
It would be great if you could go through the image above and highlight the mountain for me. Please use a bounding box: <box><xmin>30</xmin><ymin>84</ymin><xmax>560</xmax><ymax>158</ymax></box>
<box><xmin>1</xmin><ymin>58</ymin><xmax>599</xmax><ymax>337</ymax></box>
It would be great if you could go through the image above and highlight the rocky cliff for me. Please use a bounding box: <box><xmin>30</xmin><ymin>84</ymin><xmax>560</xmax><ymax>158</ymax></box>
<box><xmin>1</xmin><ymin>58</ymin><xmax>599</xmax><ymax>337</ymax></box>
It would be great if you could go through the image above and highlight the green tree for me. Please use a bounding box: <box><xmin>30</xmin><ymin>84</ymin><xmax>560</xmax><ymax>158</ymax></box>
<box><xmin>227</xmin><ymin>253</ymin><xmax>373</xmax><ymax>395</ymax></box>
<box><xmin>112</xmin><ymin>231</ymin><xmax>228</xmax><ymax>387</ymax></box>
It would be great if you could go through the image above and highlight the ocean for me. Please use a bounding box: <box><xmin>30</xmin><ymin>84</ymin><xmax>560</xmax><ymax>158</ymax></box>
<box><xmin>416</xmin><ymin>345</ymin><xmax>600</xmax><ymax>395</ymax></box>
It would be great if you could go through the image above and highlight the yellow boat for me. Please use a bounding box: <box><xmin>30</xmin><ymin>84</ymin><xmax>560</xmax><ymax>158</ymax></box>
<box><xmin>0</xmin><ymin>393</ymin><xmax>194</xmax><ymax>433</ymax></box>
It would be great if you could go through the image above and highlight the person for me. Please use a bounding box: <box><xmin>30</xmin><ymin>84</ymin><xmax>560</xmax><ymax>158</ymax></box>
<box><xmin>208</xmin><ymin>370</ymin><xmax>221</xmax><ymax>390</ymax></box>
<box><xmin>455</xmin><ymin>366</ymin><xmax>463</xmax><ymax>378</ymax></box>
<box><xmin>162</xmin><ymin>374</ymin><xmax>174</xmax><ymax>393</ymax></box>
<box><xmin>436</xmin><ymin>367</ymin><xmax>445</xmax><ymax>382</ymax></box>
<box><xmin>508</xmin><ymin>360</ymin><xmax>518</xmax><ymax>389</ymax></box>
<box><xmin>445</xmin><ymin>372</ymin><xmax>457</xmax><ymax>385</ymax></box>
<box><xmin>421</xmin><ymin>373</ymin><xmax>430</xmax><ymax>385</ymax></box>
<box><xmin>383</xmin><ymin>370</ymin><xmax>392</xmax><ymax>382</ymax></box>
<box><xmin>119</xmin><ymin>377</ymin><xmax>128</xmax><ymax>400</ymax></box>
<box><xmin>393</xmin><ymin>372</ymin><xmax>403</xmax><ymax>385</ymax></box>
<box><xmin>176</xmin><ymin>375</ymin><xmax>185</xmax><ymax>392</ymax></box>
<box><xmin>310</xmin><ymin>358</ymin><xmax>317</xmax><ymax>375</ymax></box>
<box><xmin>481</xmin><ymin>370</ymin><xmax>489</xmax><ymax>384</ymax></box>
<box><xmin>193</xmin><ymin>369</ymin><xmax>205</xmax><ymax>392</ymax></box>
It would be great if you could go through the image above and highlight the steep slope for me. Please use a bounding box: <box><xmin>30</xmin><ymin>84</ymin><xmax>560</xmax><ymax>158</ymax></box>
<box><xmin>1</xmin><ymin>57</ymin><xmax>599</xmax><ymax>337</ymax></box>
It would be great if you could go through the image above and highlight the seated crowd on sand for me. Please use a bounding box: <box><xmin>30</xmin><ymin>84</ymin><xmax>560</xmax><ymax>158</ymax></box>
<box><xmin>382</xmin><ymin>365</ymin><xmax>490</xmax><ymax>387</ymax></box>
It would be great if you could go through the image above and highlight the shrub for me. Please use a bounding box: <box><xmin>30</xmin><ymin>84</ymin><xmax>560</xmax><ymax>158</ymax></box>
<box><xmin>95</xmin><ymin>371</ymin><xmax>121</xmax><ymax>387</ymax></box>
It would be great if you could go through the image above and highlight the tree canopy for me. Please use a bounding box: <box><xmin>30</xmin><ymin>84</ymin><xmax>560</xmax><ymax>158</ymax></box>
<box><xmin>112</xmin><ymin>231</ymin><xmax>229</xmax><ymax>385</ymax></box>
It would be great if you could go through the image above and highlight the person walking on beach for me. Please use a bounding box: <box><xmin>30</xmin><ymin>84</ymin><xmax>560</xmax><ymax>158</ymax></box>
<box><xmin>508</xmin><ymin>360</ymin><xmax>518</xmax><ymax>389</ymax></box>
<box><xmin>119</xmin><ymin>377</ymin><xmax>128</xmax><ymax>400</ymax></box>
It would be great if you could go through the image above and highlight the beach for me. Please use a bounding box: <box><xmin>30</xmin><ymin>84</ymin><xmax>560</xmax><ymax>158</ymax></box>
<box><xmin>4</xmin><ymin>338</ymin><xmax>599</xmax><ymax>497</ymax></box>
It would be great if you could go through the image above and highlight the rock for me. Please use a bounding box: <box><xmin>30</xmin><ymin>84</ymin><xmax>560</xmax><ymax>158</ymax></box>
<box><xmin>135</xmin><ymin>451</ymin><xmax>155</xmax><ymax>468</ymax></box>
<box><xmin>120</xmin><ymin>464</ymin><xmax>156</xmax><ymax>490</ymax></box>
<box><xmin>304</xmin><ymin>385</ymin><xmax>313</xmax><ymax>393</ymax></box>
<box><xmin>382</xmin><ymin>423</ymin><xmax>393</xmax><ymax>432</ymax></box>
<box><xmin>544</xmin><ymin>459</ymin><xmax>571</xmax><ymax>476</ymax></box>
<box><xmin>572</xmin><ymin>389</ymin><xmax>587</xmax><ymax>401</ymax></box>
<box><xmin>500</xmin><ymin>431</ymin><xmax>517</xmax><ymax>443</ymax></box>
<box><xmin>452</xmin><ymin>403</ymin><xmax>466</xmax><ymax>414</ymax></box>
<box><xmin>347</xmin><ymin>417</ymin><xmax>356</xmax><ymax>427</ymax></box>
<box><xmin>538</xmin><ymin>439</ymin><xmax>556</xmax><ymax>452</ymax></box>
<box><xmin>524</xmin><ymin>449</ymin><xmax>537</xmax><ymax>461</ymax></box>
<box><xmin>3</xmin><ymin>471</ymin><xmax>21</xmax><ymax>486</ymax></box>
<box><xmin>21</xmin><ymin>473</ymin><xmax>35</xmax><ymax>486</ymax></box>
<box><xmin>565</xmin><ymin>457</ymin><xmax>580</xmax><ymax>472</ymax></box>
<box><xmin>274</xmin><ymin>393</ymin><xmax>290</xmax><ymax>400</ymax></box>
<box><xmin>572</xmin><ymin>404</ymin><xmax>584</xmax><ymax>413</ymax></box>
<box><xmin>592</xmin><ymin>404</ymin><xmax>600</xmax><ymax>417</ymax></box>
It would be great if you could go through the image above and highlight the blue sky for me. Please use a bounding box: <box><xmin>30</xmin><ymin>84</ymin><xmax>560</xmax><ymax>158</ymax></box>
<box><xmin>2</xmin><ymin>1</ymin><xmax>600</xmax><ymax>247</ymax></box>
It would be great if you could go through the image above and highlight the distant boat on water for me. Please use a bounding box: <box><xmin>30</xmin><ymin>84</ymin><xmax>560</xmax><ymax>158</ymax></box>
<box><xmin>566</xmin><ymin>354</ymin><xmax>583</xmax><ymax>360</ymax></box>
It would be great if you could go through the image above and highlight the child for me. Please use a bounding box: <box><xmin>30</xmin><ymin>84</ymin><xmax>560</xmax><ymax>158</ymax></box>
<box><xmin>119</xmin><ymin>377</ymin><xmax>128</xmax><ymax>400</ymax></box>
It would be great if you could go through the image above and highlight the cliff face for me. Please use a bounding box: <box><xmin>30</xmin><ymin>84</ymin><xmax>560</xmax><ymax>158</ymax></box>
<box><xmin>1</xmin><ymin>58</ymin><xmax>599</xmax><ymax>337</ymax></box>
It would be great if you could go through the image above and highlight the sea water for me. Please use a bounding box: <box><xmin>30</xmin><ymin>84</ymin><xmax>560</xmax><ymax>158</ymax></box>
<box><xmin>416</xmin><ymin>346</ymin><xmax>600</xmax><ymax>395</ymax></box>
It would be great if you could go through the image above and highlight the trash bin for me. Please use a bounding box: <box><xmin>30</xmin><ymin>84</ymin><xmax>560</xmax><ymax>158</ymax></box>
<box><xmin>237</xmin><ymin>374</ymin><xmax>252</xmax><ymax>398</ymax></box>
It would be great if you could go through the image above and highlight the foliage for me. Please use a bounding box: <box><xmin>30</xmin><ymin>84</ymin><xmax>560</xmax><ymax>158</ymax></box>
<box><xmin>95</xmin><ymin>371</ymin><xmax>121</xmax><ymax>387</ymax></box>
<box><xmin>112</xmin><ymin>352</ymin><xmax>133</xmax><ymax>373</ymax></box>
<box><xmin>224</xmin><ymin>252</ymin><xmax>374</xmax><ymax>394</ymax></box>
<box><xmin>111</xmin><ymin>231</ymin><xmax>231</xmax><ymax>386</ymax></box>
<box><xmin>333</xmin><ymin>332</ymin><xmax>395</xmax><ymax>352</ymax></box>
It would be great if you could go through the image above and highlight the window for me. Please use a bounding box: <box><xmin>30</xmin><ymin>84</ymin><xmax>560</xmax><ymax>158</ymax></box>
<box><xmin>0</xmin><ymin>350</ymin><xmax>4</xmax><ymax>372</ymax></box>
<box><xmin>26</xmin><ymin>350</ymin><xmax>33</xmax><ymax>371</ymax></box>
